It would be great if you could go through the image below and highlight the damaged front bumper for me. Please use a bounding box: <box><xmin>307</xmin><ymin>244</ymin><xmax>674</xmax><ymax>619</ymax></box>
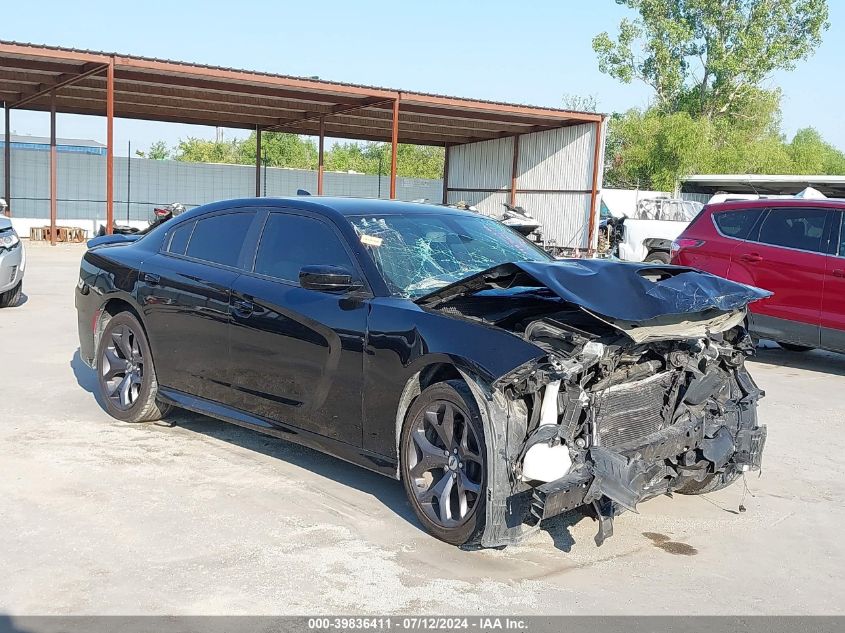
<box><xmin>462</xmin><ymin>336</ymin><xmax>768</xmax><ymax>549</ymax></box>
<box><xmin>527</xmin><ymin>417</ymin><xmax>766</xmax><ymax>545</ymax></box>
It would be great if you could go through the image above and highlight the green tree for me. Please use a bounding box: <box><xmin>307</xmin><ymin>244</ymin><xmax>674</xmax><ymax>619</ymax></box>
<box><xmin>173</xmin><ymin>137</ymin><xmax>242</xmax><ymax>164</ymax></box>
<box><xmin>561</xmin><ymin>93</ymin><xmax>599</xmax><ymax>113</ymax></box>
<box><xmin>241</xmin><ymin>132</ymin><xmax>318</xmax><ymax>169</ymax></box>
<box><xmin>786</xmin><ymin>128</ymin><xmax>845</xmax><ymax>174</ymax></box>
<box><xmin>326</xmin><ymin>142</ymin><xmax>444</xmax><ymax>180</ymax></box>
<box><xmin>137</xmin><ymin>140</ymin><xmax>170</xmax><ymax>160</ymax></box>
<box><xmin>593</xmin><ymin>0</ymin><xmax>829</xmax><ymax>119</ymax></box>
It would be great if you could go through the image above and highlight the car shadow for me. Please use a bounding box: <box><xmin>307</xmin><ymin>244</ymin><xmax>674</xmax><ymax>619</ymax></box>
<box><xmin>71</xmin><ymin>349</ymin><xmax>99</xmax><ymax>394</ymax></box>
<box><xmin>70</xmin><ymin>348</ymin><xmax>597</xmax><ymax>549</ymax></box>
<box><xmin>750</xmin><ymin>343</ymin><xmax>845</xmax><ymax>377</ymax></box>
<box><xmin>540</xmin><ymin>508</ymin><xmax>590</xmax><ymax>552</ymax></box>
<box><xmin>70</xmin><ymin>348</ymin><xmax>421</xmax><ymax>534</ymax></box>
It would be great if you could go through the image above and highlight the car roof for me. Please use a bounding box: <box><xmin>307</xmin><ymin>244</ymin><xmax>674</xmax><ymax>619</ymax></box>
<box><xmin>705</xmin><ymin>198</ymin><xmax>845</xmax><ymax>212</ymax></box>
<box><xmin>177</xmin><ymin>196</ymin><xmax>480</xmax><ymax>224</ymax></box>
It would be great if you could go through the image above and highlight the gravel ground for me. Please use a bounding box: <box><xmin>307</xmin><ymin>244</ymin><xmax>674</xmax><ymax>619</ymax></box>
<box><xmin>0</xmin><ymin>243</ymin><xmax>843</xmax><ymax>615</ymax></box>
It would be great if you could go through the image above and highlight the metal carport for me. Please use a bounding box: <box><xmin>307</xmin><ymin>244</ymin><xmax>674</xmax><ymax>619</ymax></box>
<box><xmin>0</xmin><ymin>40</ymin><xmax>605</xmax><ymax>248</ymax></box>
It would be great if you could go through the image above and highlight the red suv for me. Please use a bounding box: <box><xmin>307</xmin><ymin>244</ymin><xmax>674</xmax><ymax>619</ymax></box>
<box><xmin>672</xmin><ymin>199</ymin><xmax>845</xmax><ymax>353</ymax></box>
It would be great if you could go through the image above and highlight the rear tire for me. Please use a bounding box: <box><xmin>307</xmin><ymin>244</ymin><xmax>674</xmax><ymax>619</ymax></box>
<box><xmin>0</xmin><ymin>281</ymin><xmax>21</xmax><ymax>308</ymax></box>
<box><xmin>644</xmin><ymin>250</ymin><xmax>671</xmax><ymax>264</ymax></box>
<box><xmin>96</xmin><ymin>311</ymin><xmax>171</xmax><ymax>423</ymax></box>
<box><xmin>778</xmin><ymin>342</ymin><xmax>813</xmax><ymax>352</ymax></box>
<box><xmin>400</xmin><ymin>380</ymin><xmax>487</xmax><ymax>546</ymax></box>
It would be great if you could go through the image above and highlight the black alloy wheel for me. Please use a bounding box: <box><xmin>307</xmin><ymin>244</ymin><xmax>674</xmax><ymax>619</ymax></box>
<box><xmin>401</xmin><ymin>380</ymin><xmax>486</xmax><ymax>545</ymax></box>
<box><xmin>95</xmin><ymin>311</ymin><xmax>170</xmax><ymax>423</ymax></box>
<box><xmin>101</xmin><ymin>322</ymin><xmax>144</xmax><ymax>410</ymax></box>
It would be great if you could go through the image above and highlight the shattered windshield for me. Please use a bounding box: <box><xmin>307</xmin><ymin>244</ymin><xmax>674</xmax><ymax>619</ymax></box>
<box><xmin>349</xmin><ymin>213</ymin><xmax>551</xmax><ymax>298</ymax></box>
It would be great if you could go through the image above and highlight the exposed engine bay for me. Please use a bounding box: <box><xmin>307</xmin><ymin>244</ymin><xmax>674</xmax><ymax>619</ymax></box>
<box><xmin>419</xmin><ymin>260</ymin><xmax>769</xmax><ymax>546</ymax></box>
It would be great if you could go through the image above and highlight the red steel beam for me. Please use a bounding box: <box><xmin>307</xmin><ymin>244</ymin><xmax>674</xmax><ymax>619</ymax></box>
<box><xmin>50</xmin><ymin>91</ymin><xmax>57</xmax><ymax>245</ymax></box>
<box><xmin>442</xmin><ymin>144</ymin><xmax>450</xmax><ymax>205</ymax></box>
<box><xmin>254</xmin><ymin>126</ymin><xmax>262</xmax><ymax>197</ymax></box>
<box><xmin>3</xmin><ymin>103</ymin><xmax>9</xmax><ymax>216</ymax></box>
<box><xmin>389</xmin><ymin>97</ymin><xmax>399</xmax><ymax>199</ymax></box>
<box><xmin>317</xmin><ymin>117</ymin><xmax>325</xmax><ymax>195</ymax></box>
<box><xmin>587</xmin><ymin>118</ymin><xmax>604</xmax><ymax>254</ymax></box>
<box><xmin>264</xmin><ymin>97</ymin><xmax>395</xmax><ymax>132</ymax></box>
<box><xmin>106</xmin><ymin>58</ymin><xmax>114</xmax><ymax>235</ymax></box>
<box><xmin>10</xmin><ymin>62</ymin><xmax>108</xmax><ymax>109</ymax></box>
<box><xmin>510</xmin><ymin>135</ymin><xmax>520</xmax><ymax>206</ymax></box>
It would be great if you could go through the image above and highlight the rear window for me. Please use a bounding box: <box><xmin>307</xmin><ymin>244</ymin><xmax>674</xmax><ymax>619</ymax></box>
<box><xmin>755</xmin><ymin>207</ymin><xmax>828</xmax><ymax>254</ymax></box>
<box><xmin>185</xmin><ymin>212</ymin><xmax>255</xmax><ymax>268</ymax></box>
<box><xmin>712</xmin><ymin>209</ymin><xmax>763</xmax><ymax>239</ymax></box>
<box><xmin>166</xmin><ymin>221</ymin><xmax>194</xmax><ymax>255</ymax></box>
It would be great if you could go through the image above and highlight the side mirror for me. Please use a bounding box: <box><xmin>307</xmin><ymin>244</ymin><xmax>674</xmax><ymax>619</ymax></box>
<box><xmin>299</xmin><ymin>265</ymin><xmax>362</xmax><ymax>292</ymax></box>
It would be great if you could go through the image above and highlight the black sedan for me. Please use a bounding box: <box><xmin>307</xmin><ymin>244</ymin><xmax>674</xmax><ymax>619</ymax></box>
<box><xmin>76</xmin><ymin>197</ymin><xmax>768</xmax><ymax>547</ymax></box>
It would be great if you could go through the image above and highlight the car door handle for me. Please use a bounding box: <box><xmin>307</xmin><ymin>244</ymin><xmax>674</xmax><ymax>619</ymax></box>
<box><xmin>143</xmin><ymin>273</ymin><xmax>160</xmax><ymax>285</ymax></box>
<box><xmin>232</xmin><ymin>299</ymin><xmax>255</xmax><ymax>316</ymax></box>
<box><xmin>739</xmin><ymin>253</ymin><xmax>763</xmax><ymax>263</ymax></box>
<box><xmin>832</xmin><ymin>269</ymin><xmax>845</xmax><ymax>278</ymax></box>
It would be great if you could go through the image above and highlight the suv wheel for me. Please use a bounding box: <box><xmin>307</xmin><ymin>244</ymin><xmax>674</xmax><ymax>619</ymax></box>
<box><xmin>96</xmin><ymin>311</ymin><xmax>170</xmax><ymax>423</ymax></box>
<box><xmin>645</xmin><ymin>250</ymin><xmax>671</xmax><ymax>264</ymax></box>
<box><xmin>400</xmin><ymin>380</ymin><xmax>486</xmax><ymax>546</ymax></box>
<box><xmin>778</xmin><ymin>342</ymin><xmax>813</xmax><ymax>352</ymax></box>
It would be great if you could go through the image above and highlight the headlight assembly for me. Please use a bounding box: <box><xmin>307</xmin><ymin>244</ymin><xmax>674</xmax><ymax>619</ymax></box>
<box><xmin>0</xmin><ymin>231</ymin><xmax>20</xmax><ymax>250</ymax></box>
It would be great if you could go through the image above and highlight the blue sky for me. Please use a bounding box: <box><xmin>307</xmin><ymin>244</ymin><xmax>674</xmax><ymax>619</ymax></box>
<box><xmin>2</xmin><ymin>0</ymin><xmax>841</xmax><ymax>154</ymax></box>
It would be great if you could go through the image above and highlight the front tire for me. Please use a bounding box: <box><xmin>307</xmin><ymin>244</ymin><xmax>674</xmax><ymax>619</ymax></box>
<box><xmin>644</xmin><ymin>250</ymin><xmax>671</xmax><ymax>264</ymax></box>
<box><xmin>0</xmin><ymin>281</ymin><xmax>21</xmax><ymax>308</ymax></box>
<box><xmin>96</xmin><ymin>311</ymin><xmax>170</xmax><ymax>423</ymax></box>
<box><xmin>400</xmin><ymin>380</ymin><xmax>487</xmax><ymax>546</ymax></box>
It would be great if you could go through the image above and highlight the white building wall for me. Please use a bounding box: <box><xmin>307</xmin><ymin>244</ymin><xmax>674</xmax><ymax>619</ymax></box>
<box><xmin>446</xmin><ymin>121</ymin><xmax>605</xmax><ymax>250</ymax></box>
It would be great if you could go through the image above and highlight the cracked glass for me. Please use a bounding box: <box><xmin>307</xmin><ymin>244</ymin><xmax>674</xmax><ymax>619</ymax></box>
<box><xmin>350</xmin><ymin>213</ymin><xmax>551</xmax><ymax>298</ymax></box>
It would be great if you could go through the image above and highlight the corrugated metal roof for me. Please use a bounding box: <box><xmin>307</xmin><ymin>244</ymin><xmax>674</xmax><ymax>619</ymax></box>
<box><xmin>0</xmin><ymin>40</ymin><xmax>604</xmax><ymax>146</ymax></box>
<box><xmin>0</xmin><ymin>39</ymin><xmax>601</xmax><ymax>118</ymax></box>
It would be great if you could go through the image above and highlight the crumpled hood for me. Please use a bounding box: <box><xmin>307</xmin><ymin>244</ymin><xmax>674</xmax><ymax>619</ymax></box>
<box><xmin>416</xmin><ymin>259</ymin><xmax>771</xmax><ymax>324</ymax></box>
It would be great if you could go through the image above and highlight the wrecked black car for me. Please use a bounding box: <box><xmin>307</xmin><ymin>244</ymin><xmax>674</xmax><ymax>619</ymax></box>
<box><xmin>75</xmin><ymin>197</ymin><xmax>768</xmax><ymax>548</ymax></box>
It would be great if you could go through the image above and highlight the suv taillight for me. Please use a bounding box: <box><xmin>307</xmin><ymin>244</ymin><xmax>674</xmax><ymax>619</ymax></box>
<box><xmin>670</xmin><ymin>238</ymin><xmax>704</xmax><ymax>258</ymax></box>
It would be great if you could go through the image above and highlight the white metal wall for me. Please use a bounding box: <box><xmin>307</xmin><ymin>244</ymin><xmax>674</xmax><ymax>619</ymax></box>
<box><xmin>446</xmin><ymin>121</ymin><xmax>605</xmax><ymax>249</ymax></box>
<box><xmin>0</xmin><ymin>150</ymin><xmax>443</xmax><ymax>221</ymax></box>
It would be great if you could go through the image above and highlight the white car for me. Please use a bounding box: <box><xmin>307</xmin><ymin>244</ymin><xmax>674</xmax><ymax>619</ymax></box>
<box><xmin>605</xmin><ymin>198</ymin><xmax>703</xmax><ymax>263</ymax></box>
<box><xmin>0</xmin><ymin>200</ymin><xmax>25</xmax><ymax>308</ymax></box>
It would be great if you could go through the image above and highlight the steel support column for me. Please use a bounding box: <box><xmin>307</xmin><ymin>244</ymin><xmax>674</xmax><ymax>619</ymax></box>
<box><xmin>389</xmin><ymin>96</ymin><xmax>399</xmax><ymax>199</ymax></box>
<box><xmin>106</xmin><ymin>58</ymin><xmax>114</xmax><ymax>235</ymax></box>
<box><xmin>50</xmin><ymin>91</ymin><xmax>57</xmax><ymax>245</ymax></box>
<box><xmin>587</xmin><ymin>118</ymin><xmax>604</xmax><ymax>254</ymax></box>
<box><xmin>317</xmin><ymin>116</ymin><xmax>325</xmax><ymax>195</ymax></box>
<box><xmin>442</xmin><ymin>144</ymin><xmax>450</xmax><ymax>205</ymax></box>
<box><xmin>510</xmin><ymin>135</ymin><xmax>521</xmax><ymax>206</ymax></box>
<box><xmin>254</xmin><ymin>126</ymin><xmax>262</xmax><ymax>197</ymax></box>
<box><xmin>3</xmin><ymin>103</ymin><xmax>9</xmax><ymax>216</ymax></box>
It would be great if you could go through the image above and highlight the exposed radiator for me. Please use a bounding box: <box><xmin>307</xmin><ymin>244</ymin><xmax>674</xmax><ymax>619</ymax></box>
<box><xmin>593</xmin><ymin>371</ymin><xmax>671</xmax><ymax>448</ymax></box>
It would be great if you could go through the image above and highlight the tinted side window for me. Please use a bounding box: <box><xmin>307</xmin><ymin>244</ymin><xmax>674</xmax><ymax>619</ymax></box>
<box><xmin>755</xmin><ymin>208</ymin><xmax>828</xmax><ymax>253</ymax></box>
<box><xmin>185</xmin><ymin>212</ymin><xmax>255</xmax><ymax>268</ymax></box>
<box><xmin>254</xmin><ymin>213</ymin><xmax>355</xmax><ymax>283</ymax></box>
<box><xmin>713</xmin><ymin>209</ymin><xmax>763</xmax><ymax>239</ymax></box>
<box><xmin>166</xmin><ymin>221</ymin><xmax>194</xmax><ymax>255</ymax></box>
<box><xmin>837</xmin><ymin>212</ymin><xmax>845</xmax><ymax>257</ymax></box>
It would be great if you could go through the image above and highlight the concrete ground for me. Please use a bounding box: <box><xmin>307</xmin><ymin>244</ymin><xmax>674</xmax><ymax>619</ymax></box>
<box><xmin>1</xmin><ymin>243</ymin><xmax>843</xmax><ymax>615</ymax></box>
